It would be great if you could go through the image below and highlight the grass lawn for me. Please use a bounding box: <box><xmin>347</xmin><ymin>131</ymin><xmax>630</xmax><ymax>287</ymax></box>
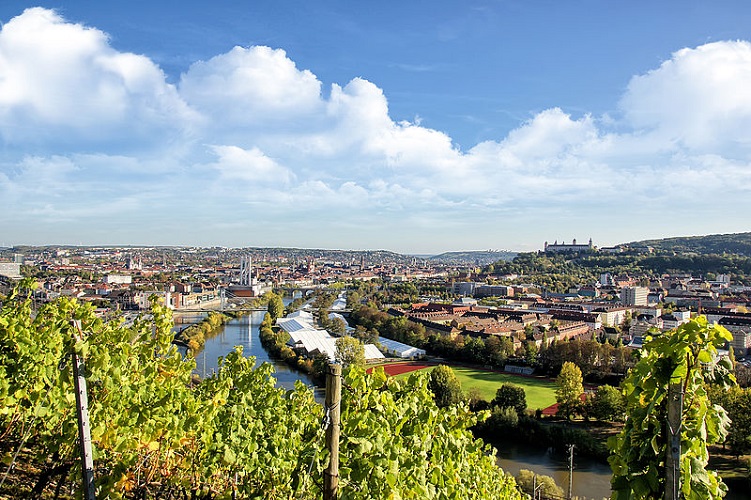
<box><xmin>396</xmin><ymin>366</ymin><xmax>558</xmax><ymax>411</ymax></box>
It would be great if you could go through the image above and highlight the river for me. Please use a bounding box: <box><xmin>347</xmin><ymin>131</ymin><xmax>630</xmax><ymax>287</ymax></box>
<box><xmin>496</xmin><ymin>444</ymin><xmax>612</xmax><ymax>499</ymax></box>
<box><xmin>185</xmin><ymin>311</ymin><xmax>320</xmax><ymax>394</ymax></box>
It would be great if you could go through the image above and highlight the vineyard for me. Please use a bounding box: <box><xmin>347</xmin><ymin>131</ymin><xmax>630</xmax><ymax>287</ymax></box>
<box><xmin>0</xmin><ymin>281</ymin><xmax>522</xmax><ymax>499</ymax></box>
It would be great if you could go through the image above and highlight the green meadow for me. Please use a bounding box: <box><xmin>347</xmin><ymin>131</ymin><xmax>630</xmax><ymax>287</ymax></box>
<box><xmin>397</xmin><ymin>366</ymin><xmax>558</xmax><ymax>411</ymax></box>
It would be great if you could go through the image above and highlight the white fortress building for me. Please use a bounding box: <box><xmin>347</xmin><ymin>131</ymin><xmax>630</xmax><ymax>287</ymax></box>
<box><xmin>544</xmin><ymin>238</ymin><xmax>593</xmax><ymax>253</ymax></box>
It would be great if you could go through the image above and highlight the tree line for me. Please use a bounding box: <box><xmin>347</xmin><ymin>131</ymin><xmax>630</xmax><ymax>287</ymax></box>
<box><xmin>351</xmin><ymin>304</ymin><xmax>636</xmax><ymax>381</ymax></box>
<box><xmin>486</xmin><ymin>250</ymin><xmax>751</xmax><ymax>288</ymax></box>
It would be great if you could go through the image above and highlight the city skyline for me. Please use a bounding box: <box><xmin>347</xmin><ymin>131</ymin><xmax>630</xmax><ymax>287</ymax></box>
<box><xmin>1</xmin><ymin>2</ymin><xmax>751</xmax><ymax>253</ymax></box>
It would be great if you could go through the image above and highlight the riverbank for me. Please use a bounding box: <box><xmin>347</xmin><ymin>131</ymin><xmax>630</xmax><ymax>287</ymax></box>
<box><xmin>192</xmin><ymin>312</ymin><xmax>319</xmax><ymax>392</ymax></box>
<box><xmin>496</xmin><ymin>443</ymin><xmax>612</xmax><ymax>500</ymax></box>
<box><xmin>175</xmin><ymin>310</ymin><xmax>246</xmax><ymax>354</ymax></box>
<box><xmin>258</xmin><ymin>316</ymin><xmax>321</xmax><ymax>382</ymax></box>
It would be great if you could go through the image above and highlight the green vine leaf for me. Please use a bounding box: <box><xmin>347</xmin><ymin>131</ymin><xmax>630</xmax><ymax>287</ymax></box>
<box><xmin>608</xmin><ymin>317</ymin><xmax>735</xmax><ymax>499</ymax></box>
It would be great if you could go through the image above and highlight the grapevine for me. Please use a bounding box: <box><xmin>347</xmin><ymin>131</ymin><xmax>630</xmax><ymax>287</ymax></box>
<box><xmin>608</xmin><ymin>317</ymin><xmax>735</xmax><ymax>499</ymax></box>
<box><xmin>1</xmin><ymin>281</ymin><xmax>523</xmax><ymax>498</ymax></box>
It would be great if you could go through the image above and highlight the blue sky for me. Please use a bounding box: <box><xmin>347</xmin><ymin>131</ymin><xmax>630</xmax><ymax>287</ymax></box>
<box><xmin>1</xmin><ymin>2</ymin><xmax>751</xmax><ymax>253</ymax></box>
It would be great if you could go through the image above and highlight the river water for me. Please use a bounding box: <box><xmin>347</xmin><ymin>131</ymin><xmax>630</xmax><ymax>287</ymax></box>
<box><xmin>185</xmin><ymin>311</ymin><xmax>319</xmax><ymax>394</ymax></box>
<box><xmin>496</xmin><ymin>444</ymin><xmax>612</xmax><ymax>499</ymax></box>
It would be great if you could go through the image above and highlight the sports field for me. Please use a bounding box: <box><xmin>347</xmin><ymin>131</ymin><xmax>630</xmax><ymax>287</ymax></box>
<box><xmin>391</xmin><ymin>364</ymin><xmax>557</xmax><ymax>411</ymax></box>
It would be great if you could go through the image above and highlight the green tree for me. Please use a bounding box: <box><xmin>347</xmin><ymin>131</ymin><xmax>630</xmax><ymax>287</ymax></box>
<box><xmin>524</xmin><ymin>324</ymin><xmax>535</xmax><ymax>340</ymax></box>
<box><xmin>484</xmin><ymin>335</ymin><xmax>513</xmax><ymax>367</ymax></box>
<box><xmin>608</xmin><ymin>317</ymin><xmax>735</xmax><ymax>499</ymax></box>
<box><xmin>736</xmin><ymin>363</ymin><xmax>751</xmax><ymax>388</ymax></box>
<box><xmin>313</xmin><ymin>291</ymin><xmax>335</xmax><ymax>311</ymax></box>
<box><xmin>555</xmin><ymin>361</ymin><xmax>583</xmax><ymax>420</ymax></box>
<box><xmin>428</xmin><ymin>365</ymin><xmax>463</xmax><ymax>408</ymax></box>
<box><xmin>335</xmin><ymin>336</ymin><xmax>365</xmax><ymax>368</ymax></box>
<box><xmin>266</xmin><ymin>291</ymin><xmax>285</xmax><ymax>321</ymax></box>
<box><xmin>585</xmin><ymin>384</ymin><xmax>625</xmax><ymax>422</ymax></box>
<box><xmin>515</xmin><ymin>469</ymin><xmax>565</xmax><ymax>499</ymax></box>
<box><xmin>466</xmin><ymin>387</ymin><xmax>487</xmax><ymax>411</ymax></box>
<box><xmin>261</xmin><ymin>311</ymin><xmax>273</xmax><ymax>329</ymax></box>
<box><xmin>318</xmin><ymin>311</ymin><xmax>331</xmax><ymax>331</ymax></box>
<box><xmin>621</xmin><ymin>310</ymin><xmax>633</xmax><ymax>332</ymax></box>
<box><xmin>709</xmin><ymin>385</ymin><xmax>751</xmax><ymax>458</ymax></box>
<box><xmin>487</xmin><ymin>405</ymin><xmax>519</xmax><ymax>429</ymax></box>
<box><xmin>352</xmin><ymin>324</ymin><xmax>378</xmax><ymax>345</ymax></box>
<box><xmin>524</xmin><ymin>341</ymin><xmax>539</xmax><ymax>366</ymax></box>
<box><xmin>346</xmin><ymin>290</ymin><xmax>362</xmax><ymax>309</ymax></box>
<box><xmin>311</xmin><ymin>352</ymin><xmax>331</xmax><ymax>384</ymax></box>
<box><xmin>329</xmin><ymin>316</ymin><xmax>347</xmax><ymax>335</ymax></box>
<box><xmin>728</xmin><ymin>389</ymin><xmax>751</xmax><ymax>456</ymax></box>
<box><xmin>493</xmin><ymin>383</ymin><xmax>527</xmax><ymax>416</ymax></box>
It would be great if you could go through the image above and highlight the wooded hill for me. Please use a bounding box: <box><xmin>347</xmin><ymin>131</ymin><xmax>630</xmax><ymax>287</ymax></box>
<box><xmin>428</xmin><ymin>250</ymin><xmax>517</xmax><ymax>265</ymax></box>
<box><xmin>627</xmin><ymin>232</ymin><xmax>751</xmax><ymax>257</ymax></box>
<box><xmin>484</xmin><ymin>233</ymin><xmax>751</xmax><ymax>292</ymax></box>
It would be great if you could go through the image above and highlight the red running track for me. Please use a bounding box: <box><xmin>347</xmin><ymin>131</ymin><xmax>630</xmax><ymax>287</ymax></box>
<box><xmin>367</xmin><ymin>361</ymin><xmax>436</xmax><ymax>376</ymax></box>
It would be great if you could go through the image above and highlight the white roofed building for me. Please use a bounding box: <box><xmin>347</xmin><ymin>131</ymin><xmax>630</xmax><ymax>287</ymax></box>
<box><xmin>331</xmin><ymin>295</ymin><xmax>348</xmax><ymax>310</ymax></box>
<box><xmin>364</xmin><ymin>343</ymin><xmax>385</xmax><ymax>361</ymax></box>
<box><xmin>286</xmin><ymin>332</ymin><xmax>384</xmax><ymax>362</ymax></box>
<box><xmin>286</xmin><ymin>310</ymin><xmax>315</xmax><ymax>321</ymax></box>
<box><xmin>378</xmin><ymin>337</ymin><xmax>426</xmax><ymax>359</ymax></box>
<box><xmin>277</xmin><ymin>312</ymin><xmax>383</xmax><ymax>362</ymax></box>
<box><xmin>276</xmin><ymin>316</ymin><xmax>319</xmax><ymax>336</ymax></box>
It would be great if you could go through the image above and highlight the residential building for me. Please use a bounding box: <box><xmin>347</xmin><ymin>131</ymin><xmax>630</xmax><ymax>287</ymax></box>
<box><xmin>718</xmin><ymin>316</ymin><xmax>751</xmax><ymax>356</ymax></box>
<box><xmin>621</xmin><ymin>286</ymin><xmax>649</xmax><ymax>306</ymax></box>
<box><xmin>474</xmin><ymin>284</ymin><xmax>515</xmax><ymax>297</ymax></box>
<box><xmin>0</xmin><ymin>262</ymin><xmax>21</xmax><ymax>280</ymax></box>
<box><xmin>104</xmin><ymin>274</ymin><xmax>132</xmax><ymax>285</ymax></box>
<box><xmin>660</xmin><ymin>310</ymin><xmax>691</xmax><ymax>331</ymax></box>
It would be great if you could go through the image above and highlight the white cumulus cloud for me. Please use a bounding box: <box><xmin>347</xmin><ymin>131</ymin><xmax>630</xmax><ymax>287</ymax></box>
<box><xmin>620</xmin><ymin>41</ymin><xmax>751</xmax><ymax>155</ymax></box>
<box><xmin>2</xmin><ymin>7</ymin><xmax>751</xmax><ymax>250</ymax></box>
<box><xmin>206</xmin><ymin>144</ymin><xmax>294</xmax><ymax>184</ymax></box>
<box><xmin>180</xmin><ymin>46</ymin><xmax>323</xmax><ymax>126</ymax></box>
<box><xmin>0</xmin><ymin>7</ymin><xmax>195</xmax><ymax>153</ymax></box>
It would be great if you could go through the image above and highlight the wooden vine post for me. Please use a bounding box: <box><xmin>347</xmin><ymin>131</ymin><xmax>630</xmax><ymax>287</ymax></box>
<box><xmin>71</xmin><ymin>320</ymin><xmax>96</xmax><ymax>500</ymax></box>
<box><xmin>665</xmin><ymin>382</ymin><xmax>683</xmax><ymax>500</ymax></box>
<box><xmin>567</xmin><ymin>444</ymin><xmax>574</xmax><ymax>500</ymax></box>
<box><xmin>324</xmin><ymin>362</ymin><xmax>342</xmax><ymax>500</ymax></box>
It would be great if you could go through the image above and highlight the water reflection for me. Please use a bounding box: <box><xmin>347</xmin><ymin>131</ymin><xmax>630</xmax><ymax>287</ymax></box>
<box><xmin>495</xmin><ymin>444</ymin><xmax>611</xmax><ymax>500</ymax></box>
<box><xmin>495</xmin><ymin>442</ymin><xmax>749</xmax><ymax>499</ymax></box>
<box><xmin>191</xmin><ymin>311</ymin><xmax>323</xmax><ymax>399</ymax></box>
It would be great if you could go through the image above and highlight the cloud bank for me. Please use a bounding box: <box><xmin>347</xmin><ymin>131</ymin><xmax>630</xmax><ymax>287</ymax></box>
<box><xmin>1</xmin><ymin>7</ymin><xmax>750</xmax><ymax>251</ymax></box>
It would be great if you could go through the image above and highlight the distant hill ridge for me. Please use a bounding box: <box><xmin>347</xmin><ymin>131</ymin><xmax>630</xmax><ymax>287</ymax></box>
<box><xmin>627</xmin><ymin>232</ymin><xmax>751</xmax><ymax>257</ymax></box>
<box><xmin>428</xmin><ymin>250</ymin><xmax>517</xmax><ymax>265</ymax></box>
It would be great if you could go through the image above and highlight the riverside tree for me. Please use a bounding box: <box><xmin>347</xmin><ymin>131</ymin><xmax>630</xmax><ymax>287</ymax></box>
<box><xmin>266</xmin><ymin>291</ymin><xmax>285</xmax><ymax>321</ymax></box>
<box><xmin>585</xmin><ymin>384</ymin><xmax>626</xmax><ymax>422</ymax></box>
<box><xmin>493</xmin><ymin>383</ymin><xmax>527</xmax><ymax>416</ymax></box>
<box><xmin>515</xmin><ymin>469</ymin><xmax>565</xmax><ymax>498</ymax></box>
<box><xmin>556</xmin><ymin>361</ymin><xmax>584</xmax><ymax>419</ymax></box>
<box><xmin>335</xmin><ymin>335</ymin><xmax>365</xmax><ymax>368</ymax></box>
